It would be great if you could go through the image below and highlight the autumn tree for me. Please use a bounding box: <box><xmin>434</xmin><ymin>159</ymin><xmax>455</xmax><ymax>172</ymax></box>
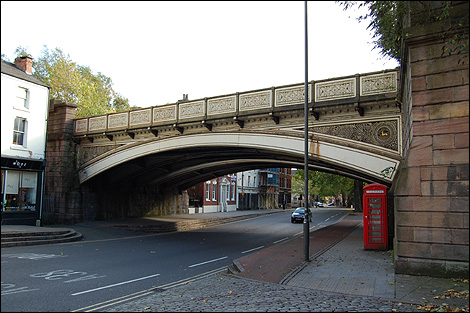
<box><xmin>34</xmin><ymin>46</ymin><xmax>131</xmax><ymax>117</ymax></box>
<box><xmin>3</xmin><ymin>46</ymin><xmax>131</xmax><ymax>118</ymax></box>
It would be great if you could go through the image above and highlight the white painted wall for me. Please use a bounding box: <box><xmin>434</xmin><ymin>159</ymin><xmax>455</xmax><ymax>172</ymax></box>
<box><xmin>1</xmin><ymin>73</ymin><xmax>49</xmax><ymax>160</ymax></box>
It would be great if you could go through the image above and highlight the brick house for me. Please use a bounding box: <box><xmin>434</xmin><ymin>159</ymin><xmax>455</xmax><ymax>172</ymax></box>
<box><xmin>188</xmin><ymin>173</ymin><xmax>237</xmax><ymax>213</ymax></box>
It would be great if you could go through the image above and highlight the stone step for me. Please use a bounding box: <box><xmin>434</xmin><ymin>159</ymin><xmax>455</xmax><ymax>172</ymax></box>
<box><xmin>1</xmin><ymin>230</ymin><xmax>83</xmax><ymax>248</ymax></box>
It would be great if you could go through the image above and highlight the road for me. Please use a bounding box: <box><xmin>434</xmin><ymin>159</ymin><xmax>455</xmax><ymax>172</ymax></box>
<box><xmin>1</xmin><ymin>208</ymin><xmax>349</xmax><ymax>312</ymax></box>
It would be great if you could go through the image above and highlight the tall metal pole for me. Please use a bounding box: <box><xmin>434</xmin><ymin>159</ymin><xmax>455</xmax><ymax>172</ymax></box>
<box><xmin>303</xmin><ymin>0</ymin><xmax>310</xmax><ymax>262</ymax></box>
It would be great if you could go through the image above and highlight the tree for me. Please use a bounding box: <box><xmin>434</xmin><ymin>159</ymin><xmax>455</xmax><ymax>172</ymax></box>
<box><xmin>293</xmin><ymin>169</ymin><xmax>355</xmax><ymax>206</ymax></box>
<box><xmin>338</xmin><ymin>1</ymin><xmax>406</xmax><ymax>62</ymax></box>
<box><xmin>311</xmin><ymin>171</ymin><xmax>354</xmax><ymax>206</ymax></box>
<box><xmin>338</xmin><ymin>1</ymin><xmax>469</xmax><ymax>63</ymax></box>
<box><xmin>8</xmin><ymin>45</ymin><xmax>130</xmax><ymax>118</ymax></box>
<box><xmin>291</xmin><ymin>169</ymin><xmax>317</xmax><ymax>199</ymax></box>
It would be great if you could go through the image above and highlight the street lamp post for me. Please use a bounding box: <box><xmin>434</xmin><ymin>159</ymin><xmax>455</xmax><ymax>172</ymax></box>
<box><xmin>303</xmin><ymin>0</ymin><xmax>310</xmax><ymax>262</ymax></box>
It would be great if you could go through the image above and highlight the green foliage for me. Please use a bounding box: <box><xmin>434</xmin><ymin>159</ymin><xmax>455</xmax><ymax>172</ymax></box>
<box><xmin>14</xmin><ymin>46</ymin><xmax>33</xmax><ymax>58</ymax></box>
<box><xmin>113</xmin><ymin>94</ymin><xmax>131</xmax><ymax>112</ymax></box>
<box><xmin>9</xmin><ymin>45</ymin><xmax>130</xmax><ymax>118</ymax></box>
<box><xmin>292</xmin><ymin>169</ymin><xmax>354</xmax><ymax>202</ymax></box>
<box><xmin>338</xmin><ymin>1</ymin><xmax>407</xmax><ymax>62</ymax></box>
<box><xmin>291</xmin><ymin>169</ymin><xmax>317</xmax><ymax>197</ymax></box>
<box><xmin>338</xmin><ymin>1</ymin><xmax>469</xmax><ymax>63</ymax></box>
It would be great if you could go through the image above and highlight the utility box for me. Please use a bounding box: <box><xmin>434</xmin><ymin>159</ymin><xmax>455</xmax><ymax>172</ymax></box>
<box><xmin>363</xmin><ymin>184</ymin><xmax>388</xmax><ymax>250</ymax></box>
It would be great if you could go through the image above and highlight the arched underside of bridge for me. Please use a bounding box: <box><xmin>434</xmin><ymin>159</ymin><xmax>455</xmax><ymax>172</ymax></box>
<box><xmin>79</xmin><ymin>132</ymin><xmax>401</xmax><ymax>193</ymax></box>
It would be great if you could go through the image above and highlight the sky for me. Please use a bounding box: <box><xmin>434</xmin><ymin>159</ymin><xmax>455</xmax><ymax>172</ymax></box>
<box><xmin>1</xmin><ymin>1</ymin><xmax>399</xmax><ymax>108</ymax></box>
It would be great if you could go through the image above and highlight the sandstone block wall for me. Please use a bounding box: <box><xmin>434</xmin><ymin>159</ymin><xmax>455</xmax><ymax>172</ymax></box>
<box><xmin>393</xmin><ymin>1</ymin><xmax>469</xmax><ymax>277</ymax></box>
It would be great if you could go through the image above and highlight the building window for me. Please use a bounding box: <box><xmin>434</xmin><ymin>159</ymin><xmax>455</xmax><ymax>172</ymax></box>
<box><xmin>206</xmin><ymin>181</ymin><xmax>210</xmax><ymax>201</ymax></box>
<box><xmin>247</xmin><ymin>176</ymin><xmax>251</xmax><ymax>187</ymax></box>
<box><xmin>212</xmin><ymin>181</ymin><xmax>217</xmax><ymax>201</ymax></box>
<box><xmin>13</xmin><ymin>117</ymin><xmax>26</xmax><ymax>146</ymax></box>
<box><xmin>2</xmin><ymin>170</ymin><xmax>38</xmax><ymax>212</ymax></box>
<box><xmin>231</xmin><ymin>182</ymin><xmax>235</xmax><ymax>200</ymax></box>
<box><xmin>16</xmin><ymin>87</ymin><xmax>29</xmax><ymax>110</ymax></box>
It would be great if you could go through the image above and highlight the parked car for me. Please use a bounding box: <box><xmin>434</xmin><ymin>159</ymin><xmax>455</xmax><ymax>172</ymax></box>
<box><xmin>327</xmin><ymin>202</ymin><xmax>335</xmax><ymax>206</ymax></box>
<box><xmin>291</xmin><ymin>207</ymin><xmax>312</xmax><ymax>223</ymax></box>
<box><xmin>315</xmin><ymin>202</ymin><xmax>323</xmax><ymax>207</ymax></box>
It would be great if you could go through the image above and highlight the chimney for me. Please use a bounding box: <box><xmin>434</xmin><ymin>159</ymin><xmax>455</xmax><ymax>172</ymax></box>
<box><xmin>14</xmin><ymin>56</ymin><xmax>33</xmax><ymax>75</ymax></box>
<box><xmin>178</xmin><ymin>94</ymin><xmax>189</xmax><ymax>103</ymax></box>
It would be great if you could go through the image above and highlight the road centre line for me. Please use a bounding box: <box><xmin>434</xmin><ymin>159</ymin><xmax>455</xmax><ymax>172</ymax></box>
<box><xmin>188</xmin><ymin>256</ymin><xmax>227</xmax><ymax>268</ymax></box>
<box><xmin>273</xmin><ymin>237</ymin><xmax>289</xmax><ymax>244</ymax></box>
<box><xmin>71</xmin><ymin>273</ymin><xmax>160</xmax><ymax>296</ymax></box>
<box><xmin>241</xmin><ymin>246</ymin><xmax>265</xmax><ymax>254</ymax></box>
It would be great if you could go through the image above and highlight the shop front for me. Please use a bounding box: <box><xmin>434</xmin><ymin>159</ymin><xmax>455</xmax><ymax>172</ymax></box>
<box><xmin>1</xmin><ymin>157</ymin><xmax>45</xmax><ymax>225</ymax></box>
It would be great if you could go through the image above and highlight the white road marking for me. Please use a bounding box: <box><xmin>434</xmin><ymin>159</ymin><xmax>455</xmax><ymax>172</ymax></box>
<box><xmin>242</xmin><ymin>246</ymin><xmax>265</xmax><ymax>254</ymax></box>
<box><xmin>273</xmin><ymin>237</ymin><xmax>288</xmax><ymax>244</ymax></box>
<box><xmin>71</xmin><ymin>274</ymin><xmax>160</xmax><ymax>296</ymax></box>
<box><xmin>188</xmin><ymin>256</ymin><xmax>228</xmax><ymax>268</ymax></box>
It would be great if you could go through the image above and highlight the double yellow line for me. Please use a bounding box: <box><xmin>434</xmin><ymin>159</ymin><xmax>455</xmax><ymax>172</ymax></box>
<box><xmin>71</xmin><ymin>267</ymin><xmax>226</xmax><ymax>312</ymax></box>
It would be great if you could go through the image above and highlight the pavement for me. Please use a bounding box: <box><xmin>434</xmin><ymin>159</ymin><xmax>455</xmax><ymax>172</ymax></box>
<box><xmin>1</xmin><ymin>209</ymin><xmax>468</xmax><ymax>312</ymax></box>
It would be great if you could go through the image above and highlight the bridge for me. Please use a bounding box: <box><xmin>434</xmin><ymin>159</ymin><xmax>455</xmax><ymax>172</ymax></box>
<box><xmin>43</xmin><ymin>2</ymin><xmax>468</xmax><ymax>279</ymax></box>
<box><xmin>73</xmin><ymin>69</ymin><xmax>401</xmax><ymax>193</ymax></box>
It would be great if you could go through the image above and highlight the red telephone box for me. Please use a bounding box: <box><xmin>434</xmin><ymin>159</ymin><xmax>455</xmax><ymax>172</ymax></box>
<box><xmin>363</xmin><ymin>184</ymin><xmax>388</xmax><ymax>250</ymax></box>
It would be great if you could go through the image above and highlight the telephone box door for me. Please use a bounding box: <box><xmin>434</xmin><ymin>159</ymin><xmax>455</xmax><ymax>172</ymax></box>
<box><xmin>363</xmin><ymin>184</ymin><xmax>388</xmax><ymax>250</ymax></box>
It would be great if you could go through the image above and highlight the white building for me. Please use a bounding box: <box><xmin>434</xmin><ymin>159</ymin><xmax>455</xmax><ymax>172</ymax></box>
<box><xmin>1</xmin><ymin>57</ymin><xmax>50</xmax><ymax>225</ymax></box>
<box><xmin>237</xmin><ymin>169</ymin><xmax>260</xmax><ymax>210</ymax></box>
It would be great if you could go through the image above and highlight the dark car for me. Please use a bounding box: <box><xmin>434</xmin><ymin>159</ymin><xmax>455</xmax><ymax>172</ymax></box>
<box><xmin>291</xmin><ymin>207</ymin><xmax>306</xmax><ymax>223</ymax></box>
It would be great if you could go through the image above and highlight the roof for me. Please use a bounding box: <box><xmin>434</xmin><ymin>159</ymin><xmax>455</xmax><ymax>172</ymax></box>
<box><xmin>1</xmin><ymin>60</ymin><xmax>49</xmax><ymax>88</ymax></box>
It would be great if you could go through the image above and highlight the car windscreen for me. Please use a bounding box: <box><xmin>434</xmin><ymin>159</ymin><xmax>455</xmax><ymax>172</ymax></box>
<box><xmin>294</xmin><ymin>208</ymin><xmax>305</xmax><ymax>213</ymax></box>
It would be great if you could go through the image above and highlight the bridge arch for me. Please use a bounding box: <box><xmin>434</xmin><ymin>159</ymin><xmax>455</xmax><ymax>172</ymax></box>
<box><xmin>79</xmin><ymin>131</ymin><xmax>400</xmax><ymax>192</ymax></box>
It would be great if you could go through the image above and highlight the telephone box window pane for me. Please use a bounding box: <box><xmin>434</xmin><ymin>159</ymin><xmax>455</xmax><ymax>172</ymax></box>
<box><xmin>369</xmin><ymin>198</ymin><xmax>381</xmax><ymax>203</ymax></box>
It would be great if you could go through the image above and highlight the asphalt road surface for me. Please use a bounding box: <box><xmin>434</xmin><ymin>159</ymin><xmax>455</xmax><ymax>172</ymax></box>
<box><xmin>1</xmin><ymin>209</ymin><xmax>349</xmax><ymax>312</ymax></box>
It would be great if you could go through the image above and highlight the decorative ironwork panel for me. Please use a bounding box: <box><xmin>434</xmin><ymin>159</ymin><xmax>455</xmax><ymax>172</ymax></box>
<box><xmin>88</xmin><ymin>116</ymin><xmax>107</xmax><ymax>132</ymax></box>
<box><xmin>239</xmin><ymin>90</ymin><xmax>272</xmax><ymax>111</ymax></box>
<box><xmin>130</xmin><ymin>109</ymin><xmax>151</xmax><ymax>126</ymax></box>
<box><xmin>315</xmin><ymin>78</ymin><xmax>355</xmax><ymax>102</ymax></box>
<box><xmin>179</xmin><ymin>100</ymin><xmax>205</xmax><ymax>119</ymax></box>
<box><xmin>79</xmin><ymin>146</ymin><xmax>116</xmax><ymax>166</ymax></box>
<box><xmin>108</xmin><ymin>112</ymin><xmax>128</xmax><ymax>129</ymax></box>
<box><xmin>313</xmin><ymin>120</ymin><xmax>398</xmax><ymax>151</ymax></box>
<box><xmin>207</xmin><ymin>96</ymin><xmax>236</xmax><ymax>115</ymax></box>
<box><xmin>153</xmin><ymin>105</ymin><xmax>176</xmax><ymax>123</ymax></box>
<box><xmin>75</xmin><ymin>119</ymin><xmax>88</xmax><ymax>133</ymax></box>
<box><xmin>360</xmin><ymin>72</ymin><xmax>397</xmax><ymax>96</ymax></box>
<box><xmin>275</xmin><ymin>85</ymin><xmax>311</xmax><ymax>107</ymax></box>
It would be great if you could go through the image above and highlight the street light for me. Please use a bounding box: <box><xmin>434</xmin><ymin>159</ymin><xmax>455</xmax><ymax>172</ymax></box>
<box><xmin>303</xmin><ymin>0</ymin><xmax>310</xmax><ymax>262</ymax></box>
